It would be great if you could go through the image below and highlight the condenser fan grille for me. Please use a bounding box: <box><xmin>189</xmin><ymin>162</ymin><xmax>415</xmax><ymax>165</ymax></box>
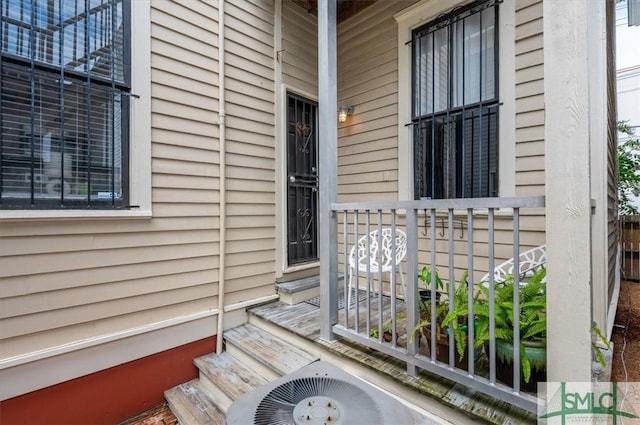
<box><xmin>254</xmin><ymin>377</ymin><xmax>383</xmax><ymax>425</ymax></box>
<box><xmin>226</xmin><ymin>361</ymin><xmax>414</xmax><ymax>425</ymax></box>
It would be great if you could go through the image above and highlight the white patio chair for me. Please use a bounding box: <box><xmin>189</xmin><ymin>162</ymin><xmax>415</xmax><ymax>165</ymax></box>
<box><xmin>480</xmin><ymin>244</ymin><xmax>546</xmax><ymax>285</ymax></box>
<box><xmin>347</xmin><ymin>228</ymin><xmax>407</xmax><ymax>309</ymax></box>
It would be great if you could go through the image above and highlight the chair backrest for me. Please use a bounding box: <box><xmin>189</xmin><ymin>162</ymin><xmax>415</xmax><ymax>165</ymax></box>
<box><xmin>349</xmin><ymin>229</ymin><xmax>407</xmax><ymax>270</ymax></box>
<box><xmin>481</xmin><ymin>244</ymin><xmax>546</xmax><ymax>283</ymax></box>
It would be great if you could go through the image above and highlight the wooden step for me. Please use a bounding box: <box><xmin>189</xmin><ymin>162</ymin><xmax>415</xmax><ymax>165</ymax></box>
<box><xmin>276</xmin><ymin>274</ymin><xmax>344</xmax><ymax>304</ymax></box>
<box><xmin>164</xmin><ymin>380</ymin><xmax>225</xmax><ymax>425</ymax></box>
<box><xmin>224</xmin><ymin>323</ymin><xmax>319</xmax><ymax>380</ymax></box>
<box><xmin>276</xmin><ymin>275</ymin><xmax>321</xmax><ymax>305</ymax></box>
<box><xmin>195</xmin><ymin>351</ymin><xmax>269</xmax><ymax>413</ymax></box>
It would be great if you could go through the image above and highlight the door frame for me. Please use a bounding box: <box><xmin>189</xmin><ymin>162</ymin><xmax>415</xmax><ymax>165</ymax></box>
<box><xmin>275</xmin><ymin>84</ymin><xmax>320</xmax><ymax>278</ymax></box>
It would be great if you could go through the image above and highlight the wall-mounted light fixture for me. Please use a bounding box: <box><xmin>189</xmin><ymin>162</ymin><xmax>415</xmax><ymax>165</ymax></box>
<box><xmin>338</xmin><ymin>105</ymin><xmax>354</xmax><ymax>123</ymax></box>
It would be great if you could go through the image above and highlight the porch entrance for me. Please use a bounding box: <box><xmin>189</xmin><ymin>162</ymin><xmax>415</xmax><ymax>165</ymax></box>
<box><xmin>286</xmin><ymin>92</ymin><xmax>318</xmax><ymax>266</ymax></box>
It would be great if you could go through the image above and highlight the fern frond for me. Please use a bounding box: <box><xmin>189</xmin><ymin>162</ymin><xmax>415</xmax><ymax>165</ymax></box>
<box><xmin>521</xmin><ymin>342</ymin><xmax>532</xmax><ymax>383</ymax></box>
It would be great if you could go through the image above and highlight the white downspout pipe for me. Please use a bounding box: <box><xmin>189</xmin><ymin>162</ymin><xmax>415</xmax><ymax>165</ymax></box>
<box><xmin>216</xmin><ymin>0</ymin><xmax>227</xmax><ymax>355</ymax></box>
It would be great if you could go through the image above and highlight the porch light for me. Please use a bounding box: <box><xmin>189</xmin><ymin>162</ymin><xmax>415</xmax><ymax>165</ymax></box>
<box><xmin>338</xmin><ymin>105</ymin><xmax>354</xmax><ymax>123</ymax></box>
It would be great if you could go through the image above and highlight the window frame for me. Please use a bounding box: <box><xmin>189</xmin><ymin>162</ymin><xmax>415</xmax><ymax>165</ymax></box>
<box><xmin>411</xmin><ymin>0</ymin><xmax>500</xmax><ymax>200</ymax></box>
<box><xmin>0</xmin><ymin>0</ymin><xmax>151</xmax><ymax>220</ymax></box>
<box><xmin>395</xmin><ymin>0</ymin><xmax>516</xmax><ymax>202</ymax></box>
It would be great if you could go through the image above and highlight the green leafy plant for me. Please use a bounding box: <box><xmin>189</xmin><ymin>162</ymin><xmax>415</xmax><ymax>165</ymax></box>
<box><xmin>418</xmin><ymin>266</ymin><xmax>444</xmax><ymax>291</ymax></box>
<box><xmin>439</xmin><ymin>270</ymin><xmax>486</xmax><ymax>360</ymax></box>
<box><xmin>591</xmin><ymin>322</ymin><xmax>611</xmax><ymax>368</ymax></box>
<box><xmin>411</xmin><ymin>267</ymin><xmax>446</xmax><ymax>340</ymax></box>
<box><xmin>411</xmin><ymin>270</ymin><xmax>473</xmax><ymax>359</ymax></box>
<box><xmin>474</xmin><ymin>267</ymin><xmax>547</xmax><ymax>383</ymax></box>
<box><xmin>618</xmin><ymin>121</ymin><xmax>640</xmax><ymax>215</ymax></box>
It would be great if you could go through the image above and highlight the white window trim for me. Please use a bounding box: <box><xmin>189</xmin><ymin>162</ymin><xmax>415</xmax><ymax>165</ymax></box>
<box><xmin>394</xmin><ymin>0</ymin><xmax>515</xmax><ymax>201</ymax></box>
<box><xmin>0</xmin><ymin>0</ymin><xmax>152</xmax><ymax>221</ymax></box>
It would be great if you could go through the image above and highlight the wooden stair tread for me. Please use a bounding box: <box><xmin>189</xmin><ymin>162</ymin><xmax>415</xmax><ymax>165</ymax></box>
<box><xmin>195</xmin><ymin>352</ymin><xmax>269</xmax><ymax>401</ymax></box>
<box><xmin>275</xmin><ymin>275</ymin><xmax>320</xmax><ymax>293</ymax></box>
<box><xmin>224</xmin><ymin>323</ymin><xmax>319</xmax><ymax>376</ymax></box>
<box><xmin>276</xmin><ymin>274</ymin><xmax>344</xmax><ymax>294</ymax></box>
<box><xmin>165</xmin><ymin>380</ymin><xmax>225</xmax><ymax>425</ymax></box>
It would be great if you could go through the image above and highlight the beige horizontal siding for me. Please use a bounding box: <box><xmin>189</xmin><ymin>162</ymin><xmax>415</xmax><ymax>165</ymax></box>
<box><xmin>154</xmin><ymin>143</ymin><xmax>220</xmax><ymax>165</ymax></box>
<box><xmin>153</xmin><ymin>174</ymin><xmax>218</xmax><ymax>190</ymax></box>
<box><xmin>0</xmin><ymin>217</ymin><xmax>219</xmax><ymax>238</ymax></box>
<box><xmin>0</xmin><ymin>230</ymin><xmax>218</xmax><ymax>257</ymax></box>
<box><xmin>516</xmin><ymin>125</ymin><xmax>545</xmax><ymax>143</ymax></box>
<box><xmin>516</xmin><ymin>140</ymin><xmax>545</xmax><ymax>157</ymax></box>
<box><xmin>515</xmin><ymin>93</ymin><xmax>544</xmax><ymax>113</ymax></box>
<box><xmin>515</xmin><ymin>0</ymin><xmax>545</xmax><ymax>197</ymax></box>
<box><xmin>1</xmin><ymin>299</ymin><xmax>217</xmax><ymax>359</ymax></box>
<box><xmin>1</xmin><ymin>284</ymin><xmax>216</xmax><ymax>340</ymax></box>
<box><xmin>224</xmin><ymin>0</ymin><xmax>277</xmax><ymax>296</ymax></box>
<box><xmin>227</xmin><ymin>203</ymin><xmax>275</xmax><ymax>216</ymax></box>
<box><xmin>2</xmin><ymin>242</ymin><xmax>218</xmax><ymax>278</ymax></box>
<box><xmin>282</xmin><ymin>0</ymin><xmax>318</xmax><ymax>95</ymax></box>
<box><xmin>339</xmin><ymin>135</ymin><xmax>397</xmax><ymax>157</ymax></box>
<box><xmin>153</xmin><ymin>203</ymin><xmax>221</xmax><ymax>218</ymax></box>
<box><xmin>0</xmin><ymin>269</ymin><xmax>217</xmax><ymax>320</ymax></box>
<box><xmin>340</xmin><ymin>170</ymin><xmax>398</xmax><ymax>185</ymax></box>
<box><xmin>336</xmin><ymin>0</ymin><xmax>409</xmax><ymax>203</ymax></box>
<box><xmin>151</xmin><ymin>114</ymin><xmax>219</xmax><ymax>139</ymax></box>
<box><xmin>151</xmin><ymin>54</ymin><xmax>218</xmax><ymax>88</ymax></box>
<box><xmin>224</xmin><ymin>283</ymin><xmax>276</xmax><ymax>306</ymax></box>
<box><xmin>1</xmin><ymin>256</ymin><xmax>217</xmax><ymax>298</ymax></box>
<box><xmin>226</xmin><ymin>238</ymin><xmax>276</xmax><ymax>255</ymax></box>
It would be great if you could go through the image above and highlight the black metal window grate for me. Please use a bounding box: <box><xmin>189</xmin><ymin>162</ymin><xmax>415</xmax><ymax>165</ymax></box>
<box><xmin>1</xmin><ymin>0</ymin><xmax>130</xmax><ymax>209</ymax></box>
<box><xmin>412</xmin><ymin>0</ymin><xmax>499</xmax><ymax>199</ymax></box>
<box><xmin>287</xmin><ymin>92</ymin><xmax>319</xmax><ymax>265</ymax></box>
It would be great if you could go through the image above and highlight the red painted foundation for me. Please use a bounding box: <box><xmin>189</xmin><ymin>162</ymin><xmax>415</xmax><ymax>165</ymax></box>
<box><xmin>0</xmin><ymin>336</ymin><xmax>216</xmax><ymax>425</ymax></box>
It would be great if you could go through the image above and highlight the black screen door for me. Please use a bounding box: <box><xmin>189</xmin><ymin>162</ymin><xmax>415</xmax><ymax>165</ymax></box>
<box><xmin>286</xmin><ymin>93</ymin><xmax>318</xmax><ymax>265</ymax></box>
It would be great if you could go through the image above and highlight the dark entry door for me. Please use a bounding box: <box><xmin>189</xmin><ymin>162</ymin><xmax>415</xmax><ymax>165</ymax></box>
<box><xmin>287</xmin><ymin>93</ymin><xmax>318</xmax><ymax>265</ymax></box>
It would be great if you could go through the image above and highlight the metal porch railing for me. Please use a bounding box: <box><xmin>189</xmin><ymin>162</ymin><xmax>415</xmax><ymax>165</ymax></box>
<box><xmin>327</xmin><ymin>196</ymin><xmax>545</xmax><ymax>413</ymax></box>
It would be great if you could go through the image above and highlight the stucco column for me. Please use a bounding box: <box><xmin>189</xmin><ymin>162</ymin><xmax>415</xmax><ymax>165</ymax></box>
<box><xmin>543</xmin><ymin>0</ymin><xmax>594</xmax><ymax>382</ymax></box>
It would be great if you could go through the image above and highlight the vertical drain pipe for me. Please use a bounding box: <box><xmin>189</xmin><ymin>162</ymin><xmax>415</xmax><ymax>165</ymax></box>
<box><xmin>216</xmin><ymin>0</ymin><xmax>227</xmax><ymax>355</ymax></box>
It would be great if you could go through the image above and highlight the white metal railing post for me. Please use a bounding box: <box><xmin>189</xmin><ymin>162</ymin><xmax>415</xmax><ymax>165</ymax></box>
<box><xmin>406</xmin><ymin>207</ymin><xmax>419</xmax><ymax>376</ymax></box>
<box><xmin>512</xmin><ymin>208</ymin><xmax>521</xmax><ymax>392</ymax></box>
<box><xmin>488</xmin><ymin>208</ymin><xmax>496</xmax><ymax>384</ymax></box>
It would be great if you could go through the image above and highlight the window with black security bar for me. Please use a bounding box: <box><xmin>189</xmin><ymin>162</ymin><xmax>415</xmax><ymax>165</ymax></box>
<box><xmin>1</xmin><ymin>0</ymin><xmax>130</xmax><ymax>209</ymax></box>
<box><xmin>412</xmin><ymin>0</ymin><xmax>499</xmax><ymax>200</ymax></box>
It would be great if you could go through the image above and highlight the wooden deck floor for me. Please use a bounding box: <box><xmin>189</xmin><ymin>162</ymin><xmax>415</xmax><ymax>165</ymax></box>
<box><xmin>250</xmin><ymin>293</ymin><xmax>410</xmax><ymax>346</ymax></box>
